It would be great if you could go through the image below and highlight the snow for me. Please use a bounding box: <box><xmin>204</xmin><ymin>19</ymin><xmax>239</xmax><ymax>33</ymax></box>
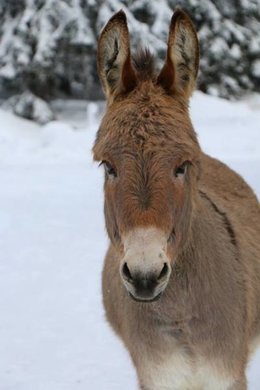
<box><xmin>0</xmin><ymin>92</ymin><xmax>259</xmax><ymax>389</ymax></box>
<box><xmin>252</xmin><ymin>59</ymin><xmax>260</xmax><ymax>78</ymax></box>
<box><xmin>3</xmin><ymin>91</ymin><xmax>55</xmax><ymax>124</ymax></box>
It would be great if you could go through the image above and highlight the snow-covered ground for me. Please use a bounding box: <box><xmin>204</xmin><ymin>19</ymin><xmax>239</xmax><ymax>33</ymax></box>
<box><xmin>0</xmin><ymin>92</ymin><xmax>259</xmax><ymax>389</ymax></box>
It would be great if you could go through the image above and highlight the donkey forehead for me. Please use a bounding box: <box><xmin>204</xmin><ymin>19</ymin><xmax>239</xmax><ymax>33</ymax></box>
<box><xmin>94</xmin><ymin>123</ymin><xmax>199</xmax><ymax>163</ymax></box>
<box><xmin>94</xmin><ymin>98</ymin><xmax>199</xmax><ymax>161</ymax></box>
<box><xmin>99</xmin><ymin>139</ymin><xmax>194</xmax><ymax>165</ymax></box>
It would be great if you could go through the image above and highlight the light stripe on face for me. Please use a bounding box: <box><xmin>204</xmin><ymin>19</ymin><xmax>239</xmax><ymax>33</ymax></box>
<box><xmin>120</xmin><ymin>227</ymin><xmax>171</xmax><ymax>301</ymax></box>
<box><xmin>122</xmin><ymin>227</ymin><xmax>168</xmax><ymax>274</ymax></box>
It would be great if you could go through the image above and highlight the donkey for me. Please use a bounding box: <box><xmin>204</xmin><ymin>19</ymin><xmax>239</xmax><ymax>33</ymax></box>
<box><xmin>93</xmin><ymin>8</ymin><xmax>260</xmax><ymax>390</ymax></box>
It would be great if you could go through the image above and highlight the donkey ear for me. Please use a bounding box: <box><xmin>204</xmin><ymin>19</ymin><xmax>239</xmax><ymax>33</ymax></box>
<box><xmin>97</xmin><ymin>10</ymin><xmax>137</xmax><ymax>103</ymax></box>
<box><xmin>157</xmin><ymin>9</ymin><xmax>199</xmax><ymax>99</ymax></box>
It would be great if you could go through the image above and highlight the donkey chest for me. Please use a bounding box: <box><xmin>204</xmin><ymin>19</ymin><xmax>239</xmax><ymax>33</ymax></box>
<box><xmin>130</xmin><ymin>319</ymin><xmax>234</xmax><ymax>390</ymax></box>
<box><xmin>139</xmin><ymin>350</ymin><xmax>233</xmax><ymax>390</ymax></box>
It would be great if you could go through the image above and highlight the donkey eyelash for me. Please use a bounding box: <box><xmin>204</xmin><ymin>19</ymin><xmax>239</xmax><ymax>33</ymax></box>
<box><xmin>100</xmin><ymin>160</ymin><xmax>117</xmax><ymax>177</ymax></box>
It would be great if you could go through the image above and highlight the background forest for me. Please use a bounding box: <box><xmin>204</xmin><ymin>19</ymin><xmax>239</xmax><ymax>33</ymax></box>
<box><xmin>0</xmin><ymin>0</ymin><xmax>259</xmax><ymax>122</ymax></box>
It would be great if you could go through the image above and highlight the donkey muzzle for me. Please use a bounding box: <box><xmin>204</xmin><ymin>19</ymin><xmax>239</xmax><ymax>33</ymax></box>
<box><xmin>120</xmin><ymin>228</ymin><xmax>171</xmax><ymax>302</ymax></box>
<box><xmin>121</xmin><ymin>262</ymin><xmax>170</xmax><ymax>302</ymax></box>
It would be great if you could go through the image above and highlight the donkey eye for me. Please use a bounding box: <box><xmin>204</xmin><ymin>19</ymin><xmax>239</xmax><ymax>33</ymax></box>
<box><xmin>102</xmin><ymin>161</ymin><xmax>117</xmax><ymax>178</ymax></box>
<box><xmin>175</xmin><ymin>161</ymin><xmax>188</xmax><ymax>178</ymax></box>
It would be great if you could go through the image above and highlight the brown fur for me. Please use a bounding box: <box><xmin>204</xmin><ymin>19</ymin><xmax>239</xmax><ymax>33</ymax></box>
<box><xmin>93</xmin><ymin>9</ymin><xmax>260</xmax><ymax>389</ymax></box>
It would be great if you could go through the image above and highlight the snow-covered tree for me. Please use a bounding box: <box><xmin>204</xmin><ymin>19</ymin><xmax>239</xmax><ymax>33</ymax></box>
<box><xmin>0</xmin><ymin>0</ymin><xmax>259</xmax><ymax>121</ymax></box>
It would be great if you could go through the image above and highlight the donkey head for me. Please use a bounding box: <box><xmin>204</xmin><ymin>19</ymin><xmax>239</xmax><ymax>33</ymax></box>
<box><xmin>93</xmin><ymin>9</ymin><xmax>201</xmax><ymax>302</ymax></box>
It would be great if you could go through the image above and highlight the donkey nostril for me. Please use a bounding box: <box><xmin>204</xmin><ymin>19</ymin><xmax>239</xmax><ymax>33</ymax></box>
<box><xmin>122</xmin><ymin>262</ymin><xmax>133</xmax><ymax>282</ymax></box>
<box><xmin>158</xmin><ymin>263</ymin><xmax>169</xmax><ymax>281</ymax></box>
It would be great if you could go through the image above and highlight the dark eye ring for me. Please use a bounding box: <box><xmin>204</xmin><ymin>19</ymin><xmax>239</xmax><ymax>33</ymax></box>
<box><xmin>101</xmin><ymin>161</ymin><xmax>117</xmax><ymax>178</ymax></box>
<box><xmin>175</xmin><ymin>161</ymin><xmax>188</xmax><ymax>178</ymax></box>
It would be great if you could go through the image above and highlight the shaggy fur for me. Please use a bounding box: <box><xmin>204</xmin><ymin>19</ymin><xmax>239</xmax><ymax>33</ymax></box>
<box><xmin>93</xmin><ymin>9</ymin><xmax>260</xmax><ymax>389</ymax></box>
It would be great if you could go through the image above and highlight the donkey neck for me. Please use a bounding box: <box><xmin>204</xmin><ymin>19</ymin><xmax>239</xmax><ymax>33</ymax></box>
<box><xmin>174</xmin><ymin>192</ymin><xmax>244</xmax><ymax>319</ymax></box>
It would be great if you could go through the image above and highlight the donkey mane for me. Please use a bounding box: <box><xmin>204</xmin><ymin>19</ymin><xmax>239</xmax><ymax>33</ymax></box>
<box><xmin>132</xmin><ymin>48</ymin><xmax>156</xmax><ymax>81</ymax></box>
